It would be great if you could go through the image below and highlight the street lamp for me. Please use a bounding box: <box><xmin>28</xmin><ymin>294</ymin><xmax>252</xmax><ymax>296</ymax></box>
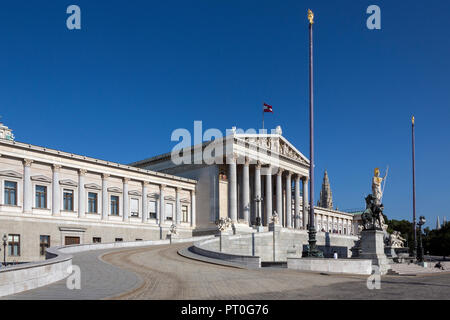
<box><xmin>254</xmin><ymin>195</ymin><xmax>263</xmax><ymax>227</ymax></box>
<box><xmin>2</xmin><ymin>234</ymin><xmax>7</xmax><ymax>267</ymax></box>
<box><xmin>417</xmin><ymin>216</ymin><xmax>426</xmax><ymax>263</ymax></box>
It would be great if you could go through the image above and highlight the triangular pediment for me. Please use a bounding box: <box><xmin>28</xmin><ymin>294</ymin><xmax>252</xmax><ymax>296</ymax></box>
<box><xmin>31</xmin><ymin>175</ymin><xmax>52</xmax><ymax>183</ymax></box>
<box><xmin>235</xmin><ymin>134</ymin><xmax>310</xmax><ymax>166</ymax></box>
<box><xmin>60</xmin><ymin>179</ymin><xmax>78</xmax><ymax>187</ymax></box>
<box><xmin>85</xmin><ymin>183</ymin><xmax>101</xmax><ymax>190</ymax></box>
<box><xmin>128</xmin><ymin>190</ymin><xmax>142</xmax><ymax>196</ymax></box>
<box><xmin>0</xmin><ymin>170</ymin><xmax>23</xmax><ymax>178</ymax></box>
<box><xmin>107</xmin><ymin>187</ymin><xmax>122</xmax><ymax>193</ymax></box>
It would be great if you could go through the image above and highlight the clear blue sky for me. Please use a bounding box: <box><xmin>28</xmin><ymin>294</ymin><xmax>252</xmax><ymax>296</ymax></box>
<box><xmin>1</xmin><ymin>1</ymin><xmax>449</xmax><ymax>229</ymax></box>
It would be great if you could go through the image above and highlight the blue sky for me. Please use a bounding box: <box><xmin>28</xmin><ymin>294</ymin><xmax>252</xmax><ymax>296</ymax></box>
<box><xmin>0</xmin><ymin>1</ymin><xmax>449</xmax><ymax>228</ymax></box>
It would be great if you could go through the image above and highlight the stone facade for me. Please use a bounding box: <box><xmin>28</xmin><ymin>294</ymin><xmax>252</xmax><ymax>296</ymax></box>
<box><xmin>0</xmin><ymin>137</ymin><xmax>197</xmax><ymax>262</ymax></box>
<box><xmin>131</xmin><ymin>127</ymin><xmax>356</xmax><ymax>236</ymax></box>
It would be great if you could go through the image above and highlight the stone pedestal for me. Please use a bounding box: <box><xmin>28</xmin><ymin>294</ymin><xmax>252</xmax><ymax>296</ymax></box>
<box><xmin>359</xmin><ymin>230</ymin><xmax>390</xmax><ymax>275</ymax></box>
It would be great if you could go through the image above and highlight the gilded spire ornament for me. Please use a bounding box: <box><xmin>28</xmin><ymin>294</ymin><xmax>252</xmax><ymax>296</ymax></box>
<box><xmin>307</xmin><ymin>9</ymin><xmax>314</xmax><ymax>24</ymax></box>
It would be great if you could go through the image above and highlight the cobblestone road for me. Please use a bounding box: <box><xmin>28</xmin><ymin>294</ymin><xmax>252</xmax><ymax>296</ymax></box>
<box><xmin>4</xmin><ymin>243</ymin><xmax>450</xmax><ymax>299</ymax></box>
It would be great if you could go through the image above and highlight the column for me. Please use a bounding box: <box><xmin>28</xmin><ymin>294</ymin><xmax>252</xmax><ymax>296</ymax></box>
<box><xmin>102</xmin><ymin>174</ymin><xmax>109</xmax><ymax>220</ymax></box>
<box><xmin>190</xmin><ymin>189</ymin><xmax>196</xmax><ymax>228</ymax></box>
<box><xmin>23</xmin><ymin>159</ymin><xmax>33</xmax><ymax>213</ymax></box>
<box><xmin>142</xmin><ymin>182</ymin><xmax>149</xmax><ymax>222</ymax></box>
<box><xmin>228</xmin><ymin>154</ymin><xmax>237</xmax><ymax>222</ymax></box>
<box><xmin>254</xmin><ymin>162</ymin><xmax>262</xmax><ymax>224</ymax></box>
<box><xmin>276</xmin><ymin>168</ymin><xmax>283</xmax><ymax>226</ymax></box>
<box><xmin>159</xmin><ymin>184</ymin><xmax>165</xmax><ymax>224</ymax></box>
<box><xmin>242</xmin><ymin>157</ymin><xmax>250</xmax><ymax>224</ymax></box>
<box><xmin>265</xmin><ymin>165</ymin><xmax>272</xmax><ymax>225</ymax></box>
<box><xmin>285</xmin><ymin>172</ymin><xmax>292</xmax><ymax>228</ymax></box>
<box><xmin>123</xmin><ymin>177</ymin><xmax>129</xmax><ymax>222</ymax></box>
<box><xmin>294</xmin><ymin>175</ymin><xmax>300</xmax><ymax>229</ymax></box>
<box><xmin>78</xmin><ymin>169</ymin><xmax>87</xmax><ymax>218</ymax></box>
<box><xmin>176</xmin><ymin>187</ymin><xmax>182</xmax><ymax>225</ymax></box>
<box><xmin>52</xmin><ymin>164</ymin><xmax>61</xmax><ymax>216</ymax></box>
<box><xmin>302</xmin><ymin>177</ymin><xmax>309</xmax><ymax>229</ymax></box>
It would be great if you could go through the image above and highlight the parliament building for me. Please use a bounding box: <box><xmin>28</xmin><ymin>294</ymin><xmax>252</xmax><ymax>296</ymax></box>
<box><xmin>0</xmin><ymin>122</ymin><xmax>358</xmax><ymax>262</ymax></box>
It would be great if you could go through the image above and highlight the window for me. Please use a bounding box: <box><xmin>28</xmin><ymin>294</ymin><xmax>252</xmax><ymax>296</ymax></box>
<box><xmin>115</xmin><ymin>238</ymin><xmax>123</xmax><ymax>242</ymax></box>
<box><xmin>4</xmin><ymin>181</ymin><xmax>17</xmax><ymax>205</ymax></box>
<box><xmin>40</xmin><ymin>235</ymin><xmax>50</xmax><ymax>256</ymax></box>
<box><xmin>149</xmin><ymin>200</ymin><xmax>157</xmax><ymax>219</ymax></box>
<box><xmin>88</xmin><ymin>192</ymin><xmax>98</xmax><ymax>213</ymax></box>
<box><xmin>111</xmin><ymin>195</ymin><xmax>119</xmax><ymax>216</ymax></box>
<box><xmin>35</xmin><ymin>185</ymin><xmax>47</xmax><ymax>208</ymax></box>
<box><xmin>135</xmin><ymin>238</ymin><xmax>142</xmax><ymax>241</ymax></box>
<box><xmin>64</xmin><ymin>236</ymin><xmax>80</xmax><ymax>245</ymax></box>
<box><xmin>93</xmin><ymin>237</ymin><xmax>101</xmax><ymax>243</ymax></box>
<box><xmin>130</xmin><ymin>198</ymin><xmax>139</xmax><ymax>217</ymax></box>
<box><xmin>182</xmin><ymin>205</ymin><xmax>189</xmax><ymax>222</ymax></box>
<box><xmin>165</xmin><ymin>203</ymin><xmax>173</xmax><ymax>221</ymax></box>
<box><xmin>63</xmin><ymin>189</ymin><xmax>74</xmax><ymax>211</ymax></box>
<box><xmin>8</xmin><ymin>234</ymin><xmax>20</xmax><ymax>256</ymax></box>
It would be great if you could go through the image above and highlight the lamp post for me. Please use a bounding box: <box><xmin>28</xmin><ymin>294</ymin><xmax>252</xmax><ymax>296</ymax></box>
<box><xmin>254</xmin><ymin>195</ymin><xmax>263</xmax><ymax>228</ymax></box>
<box><xmin>304</xmin><ymin>9</ymin><xmax>323</xmax><ymax>258</ymax></box>
<box><xmin>2</xmin><ymin>234</ymin><xmax>7</xmax><ymax>267</ymax></box>
<box><xmin>417</xmin><ymin>216</ymin><xmax>426</xmax><ymax>263</ymax></box>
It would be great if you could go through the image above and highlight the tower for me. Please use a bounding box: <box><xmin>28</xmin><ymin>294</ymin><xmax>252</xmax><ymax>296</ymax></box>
<box><xmin>436</xmin><ymin>216</ymin><xmax>441</xmax><ymax>230</ymax></box>
<box><xmin>317</xmin><ymin>170</ymin><xmax>333</xmax><ymax>209</ymax></box>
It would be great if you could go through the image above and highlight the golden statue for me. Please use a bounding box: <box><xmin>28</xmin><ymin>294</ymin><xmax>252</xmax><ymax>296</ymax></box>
<box><xmin>412</xmin><ymin>115</ymin><xmax>415</xmax><ymax>125</ymax></box>
<box><xmin>308</xmin><ymin>9</ymin><xmax>314</xmax><ymax>24</ymax></box>
<box><xmin>372</xmin><ymin>167</ymin><xmax>387</xmax><ymax>202</ymax></box>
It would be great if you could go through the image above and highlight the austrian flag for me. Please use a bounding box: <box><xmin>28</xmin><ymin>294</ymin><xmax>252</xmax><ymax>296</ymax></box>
<box><xmin>263</xmin><ymin>103</ymin><xmax>273</xmax><ymax>113</ymax></box>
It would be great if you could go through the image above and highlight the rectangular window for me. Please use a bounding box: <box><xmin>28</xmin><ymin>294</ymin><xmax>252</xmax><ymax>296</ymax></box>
<box><xmin>88</xmin><ymin>192</ymin><xmax>98</xmax><ymax>213</ymax></box>
<box><xmin>4</xmin><ymin>181</ymin><xmax>17</xmax><ymax>205</ymax></box>
<box><xmin>35</xmin><ymin>185</ymin><xmax>47</xmax><ymax>208</ymax></box>
<box><xmin>148</xmin><ymin>200</ymin><xmax>157</xmax><ymax>219</ymax></box>
<box><xmin>8</xmin><ymin>234</ymin><xmax>20</xmax><ymax>256</ymax></box>
<box><xmin>63</xmin><ymin>189</ymin><xmax>74</xmax><ymax>211</ymax></box>
<box><xmin>182</xmin><ymin>205</ymin><xmax>189</xmax><ymax>222</ymax></box>
<box><xmin>64</xmin><ymin>236</ymin><xmax>80</xmax><ymax>245</ymax></box>
<box><xmin>93</xmin><ymin>237</ymin><xmax>101</xmax><ymax>243</ymax></box>
<box><xmin>115</xmin><ymin>238</ymin><xmax>123</xmax><ymax>242</ymax></box>
<box><xmin>40</xmin><ymin>235</ymin><xmax>50</xmax><ymax>256</ymax></box>
<box><xmin>111</xmin><ymin>195</ymin><xmax>119</xmax><ymax>216</ymax></box>
<box><xmin>130</xmin><ymin>198</ymin><xmax>139</xmax><ymax>217</ymax></box>
<box><xmin>165</xmin><ymin>203</ymin><xmax>173</xmax><ymax>221</ymax></box>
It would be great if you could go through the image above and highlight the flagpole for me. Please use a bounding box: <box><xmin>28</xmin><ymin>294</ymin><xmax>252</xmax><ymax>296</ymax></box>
<box><xmin>412</xmin><ymin>116</ymin><xmax>417</xmax><ymax>258</ymax></box>
<box><xmin>262</xmin><ymin>106</ymin><xmax>265</xmax><ymax>131</ymax></box>
<box><xmin>304</xmin><ymin>9</ymin><xmax>322</xmax><ymax>258</ymax></box>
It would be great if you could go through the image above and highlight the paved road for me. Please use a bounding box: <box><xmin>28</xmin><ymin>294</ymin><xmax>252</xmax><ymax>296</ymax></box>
<box><xmin>102</xmin><ymin>243</ymin><xmax>450</xmax><ymax>300</ymax></box>
<box><xmin>4</xmin><ymin>249</ymin><xmax>141</xmax><ymax>300</ymax></box>
<box><xmin>4</xmin><ymin>243</ymin><xmax>450</xmax><ymax>299</ymax></box>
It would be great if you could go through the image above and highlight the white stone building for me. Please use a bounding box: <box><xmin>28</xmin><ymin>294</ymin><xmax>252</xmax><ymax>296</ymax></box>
<box><xmin>0</xmin><ymin>123</ymin><xmax>357</xmax><ymax>262</ymax></box>
<box><xmin>0</xmin><ymin>125</ymin><xmax>197</xmax><ymax>262</ymax></box>
<box><xmin>131</xmin><ymin>126</ymin><xmax>356</xmax><ymax>236</ymax></box>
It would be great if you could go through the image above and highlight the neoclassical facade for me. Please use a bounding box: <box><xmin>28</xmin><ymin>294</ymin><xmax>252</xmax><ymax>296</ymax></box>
<box><xmin>0</xmin><ymin>123</ymin><xmax>357</xmax><ymax>263</ymax></box>
<box><xmin>131</xmin><ymin>126</ymin><xmax>356</xmax><ymax>236</ymax></box>
<box><xmin>0</xmin><ymin>133</ymin><xmax>197</xmax><ymax>262</ymax></box>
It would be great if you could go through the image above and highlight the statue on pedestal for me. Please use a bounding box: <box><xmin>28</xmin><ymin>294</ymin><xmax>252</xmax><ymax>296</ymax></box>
<box><xmin>361</xmin><ymin>168</ymin><xmax>389</xmax><ymax>231</ymax></box>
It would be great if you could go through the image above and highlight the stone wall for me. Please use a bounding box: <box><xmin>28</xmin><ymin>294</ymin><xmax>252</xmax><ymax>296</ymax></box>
<box><xmin>195</xmin><ymin>229</ymin><xmax>359</xmax><ymax>263</ymax></box>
